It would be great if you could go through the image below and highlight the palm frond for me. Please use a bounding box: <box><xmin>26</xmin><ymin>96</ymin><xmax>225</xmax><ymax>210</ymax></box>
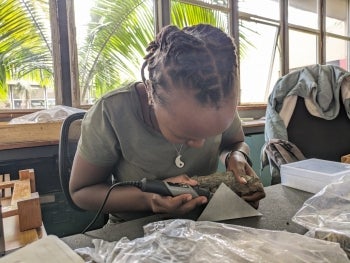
<box><xmin>78</xmin><ymin>0</ymin><xmax>154</xmax><ymax>99</ymax></box>
<box><xmin>0</xmin><ymin>0</ymin><xmax>53</xmax><ymax>101</ymax></box>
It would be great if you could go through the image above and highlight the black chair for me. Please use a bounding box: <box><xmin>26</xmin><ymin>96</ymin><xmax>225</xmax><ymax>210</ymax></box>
<box><xmin>58</xmin><ymin>111</ymin><xmax>86</xmax><ymax>211</ymax></box>
<box><xmin>262</xmin><ymin>64</ymin><xmax>350</xmax><ymax>184</ymax></box>
<box><xmin>287</xmin><ymin>96</ymin><xmax>350</xmax><ymax>162</ymax></box>
<box><xmin>58</xmin><ymin>111</ymin><xmax>107</xmax><ymax>234</ymax></box>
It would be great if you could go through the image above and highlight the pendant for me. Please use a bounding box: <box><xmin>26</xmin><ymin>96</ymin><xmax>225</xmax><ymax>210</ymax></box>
<box><xmin>175</xmin><ymin>155</ymin><xmax>185</xmax><ymax>168</ymax></box>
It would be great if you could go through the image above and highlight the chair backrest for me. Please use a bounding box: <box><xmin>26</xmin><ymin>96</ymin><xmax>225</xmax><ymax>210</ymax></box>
<box><xmin>264</xmin><ymin>98</ymin><xmax>350</xmax><ymax>184</ymax></box>
<box><xmin>58</xmin><ymin>111</ymin><xmax>86</xmax><ymax>211</ymax></box>
<box><xmin>287</xmin><ymin>96</ymin><xmax>350</xmax><ymax>162</ymax></box>
<box><xmin>262</xmin><ymin>64</ymin><xmax>350</xmax><ymax>184</ymax></box>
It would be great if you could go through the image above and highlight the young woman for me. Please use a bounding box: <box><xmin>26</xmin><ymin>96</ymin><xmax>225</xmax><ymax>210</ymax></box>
<box><xmin>70</xmin><ymin>24</ymin><xmax>263</xmax><ymax>222</ymax></box>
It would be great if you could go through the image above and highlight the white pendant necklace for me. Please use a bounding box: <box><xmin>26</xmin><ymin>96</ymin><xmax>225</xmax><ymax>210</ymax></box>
<box><xmin>173</xmin><ymin>144</ymin><xmax>185</xmax><ymax>168</ymax></box>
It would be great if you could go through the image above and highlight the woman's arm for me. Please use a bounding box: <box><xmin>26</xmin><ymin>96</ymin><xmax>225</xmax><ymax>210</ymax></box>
<box><xmin>219</xmin><ymin>120</ymin><xmax>266</xmax><ymax>208</ymax></box>
<box><xmin>69</xmin><ymin>153</ymin><xmax>207</xmax><ymax>214</ymax></box>
<box><xmin>219</xmin><ymin>118</ymin><xmax>253</xmax><ymax>183</ymax></box>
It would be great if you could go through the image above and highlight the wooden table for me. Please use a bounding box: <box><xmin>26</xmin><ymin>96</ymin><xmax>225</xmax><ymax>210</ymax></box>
<box><xmin>61</xmin><ymin>184</ymin><xmax>313</xmax><ymax>250</ymax></box>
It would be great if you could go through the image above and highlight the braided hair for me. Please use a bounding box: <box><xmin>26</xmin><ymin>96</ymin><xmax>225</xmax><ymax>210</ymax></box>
<box><xmin>141</xmin><ymin>24</ymin><xmax>238</xmax><ymax>108</ymax></box>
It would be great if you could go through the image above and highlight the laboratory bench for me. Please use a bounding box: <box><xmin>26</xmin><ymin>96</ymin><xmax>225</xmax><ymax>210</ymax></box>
<box><xmin>61</xmin><ymin>184</ymin><xmax>313</xmax><ymax>250</ymax></box>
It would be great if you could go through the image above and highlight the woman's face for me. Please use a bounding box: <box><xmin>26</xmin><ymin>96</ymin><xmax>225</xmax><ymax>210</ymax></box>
<box><xmin>153</xmin><ymin>85</ymin><xmax>237</xmax><ymax>148</ymax></box>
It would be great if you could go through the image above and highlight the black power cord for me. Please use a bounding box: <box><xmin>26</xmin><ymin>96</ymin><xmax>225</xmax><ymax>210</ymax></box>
<box><xmin>81</xmin><ymin>180</ymin><xmax>142</xmax><ymax>234</ymax></box>
<box><xmin>80</xmin><ymin>178</ymin><xmax>211</xmax><ymax>233</ymax></box>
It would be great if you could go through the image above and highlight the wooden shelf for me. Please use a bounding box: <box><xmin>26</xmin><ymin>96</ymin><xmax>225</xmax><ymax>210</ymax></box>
<box><xmin>0</xmin><ymin>122</ymin><xmax>62</xmax><ymax>150</ymax></box>
<box><xmin>3</xmin><ymin>215</ymin><xmax>46</xmax><ymax>252</ymax></box>
<box><xmin>1</xmin><ymin>170</ymin><xmax>46</xmax><ymax>254</ymax></box>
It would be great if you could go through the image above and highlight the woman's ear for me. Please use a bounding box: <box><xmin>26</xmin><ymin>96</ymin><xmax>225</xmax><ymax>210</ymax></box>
<box><xmin>145</xmin><ymin>80</ymin><xmax>155</xmax><ymax>105</ymax></box>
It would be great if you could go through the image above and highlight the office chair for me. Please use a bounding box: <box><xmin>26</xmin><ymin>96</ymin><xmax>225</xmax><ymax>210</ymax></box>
<box><xmin>58</xmin><ymin>111</ymin><xmax>86</xmax><ymax>211</ymax></box>
<box><xmin>58</xmin><ymin>111</ymin><xmax>108</xmax><ymax>234</ymax></box>
<box><xmin>287</xmin><ymin>96</ymin><xmax>350</xmax><ymax>162</ymax></box>
<box><xmin>262</xmin><ymin>64</ymin><xmax>350</xmax><ymax>184</ymax></box>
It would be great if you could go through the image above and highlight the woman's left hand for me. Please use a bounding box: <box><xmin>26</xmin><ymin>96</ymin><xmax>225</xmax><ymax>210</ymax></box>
<box><xmin>226</xmin><ymin>151</ymin><xmax>266</xmax><ymax>208</ymax></box>
<box><xmin>226</xmin><ymin>151</ymin><xmax>251</xmax><ymax>184</ymax></box>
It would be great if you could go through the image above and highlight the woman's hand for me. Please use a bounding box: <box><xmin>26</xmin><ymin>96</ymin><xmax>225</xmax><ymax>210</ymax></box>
<box><xmin>226</xmin><ymin>151</ymin><xmax>266</xmax><ymax>208</ymax></box>
<box><xmin>149</xmin><ymin>193</ymin><xmax>207</xmax><ymax>215</ymax></box>
<box><xmin>226</xmin><ymin>151</ymin><xmax>251</xmax><ymax>184</ymax></box>
<box><xmin>149</xmin><ymin>174</ymin><xmax>208</xmax><ymax>215</ymax></box>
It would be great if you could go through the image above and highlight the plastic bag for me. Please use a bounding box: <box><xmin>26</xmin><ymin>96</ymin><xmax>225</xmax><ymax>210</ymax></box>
<box><xmin>8</xmin><ymin>105</ymin><xmax>85</xmax><ymax>124</ymax></box>
<box><xmin>75</xmin><ymin>219</ymin><xmax>349</xmax><ymax>263</ymax></box>
<box><xmin>292</xmin><ymin>175</ymin><xmax>350</xmax><ymax>258</ymax></box>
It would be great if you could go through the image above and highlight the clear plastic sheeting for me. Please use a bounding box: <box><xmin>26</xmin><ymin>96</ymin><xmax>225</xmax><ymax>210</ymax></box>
<box><xmin>75</xmin><ymin>219</ymin><xmax>349</xmax><ymax>263</ymax></box>
<box><xmin>9</xmin><ymin>105</ymin><xmax>85</xmax><ymax>124</ymax></box>
<box><xmin>293</xmin><ymin>175</ymin><xmax>350</xmax><ymax>258</ymax></box>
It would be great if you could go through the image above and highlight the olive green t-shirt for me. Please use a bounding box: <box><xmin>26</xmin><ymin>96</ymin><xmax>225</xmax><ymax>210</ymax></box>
<box><xmin>78</xmin><ymin>82</ymin><xmax>242</xmax><ymax>181</ymax></box>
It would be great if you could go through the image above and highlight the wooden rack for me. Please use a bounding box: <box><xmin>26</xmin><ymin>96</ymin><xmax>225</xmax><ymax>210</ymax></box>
<box><xmin>0</xmin><ymin>169</ymin><xmax>46</xmax><ymax>253</ymax></box>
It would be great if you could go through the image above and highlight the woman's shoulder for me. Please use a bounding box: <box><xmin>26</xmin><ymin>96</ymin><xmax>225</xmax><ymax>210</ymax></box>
<box><xmin>100</xmin><ymin>82</ymin><xmax>140</xmax><ymax>100</ymax></box>
<box><xmin>85</xmin><ymin>81</ymin><xmax>142</xmax><ymax>119</ymax></box>
<box><xmin>92</xmin><ymin>82</ymin><xmax>141</xmax><ymax>110</ymax></box>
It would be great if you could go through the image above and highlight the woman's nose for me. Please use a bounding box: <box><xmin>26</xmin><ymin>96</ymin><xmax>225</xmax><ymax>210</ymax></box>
<box><xmin>187</xmin><ymin>139</ymin><xmax>205</xmax><ymax>148</ymax></box>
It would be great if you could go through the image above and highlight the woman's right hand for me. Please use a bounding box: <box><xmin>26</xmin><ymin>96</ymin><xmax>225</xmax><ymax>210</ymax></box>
<box><xmin>148</xmin><ymin>174</ymin><xmax>208</xmax><ymax>215</ymax></box>
<box><xmin>149</xmin><ymin>192</ymin><xmax>207</xmax><ymax>215</ymax></box>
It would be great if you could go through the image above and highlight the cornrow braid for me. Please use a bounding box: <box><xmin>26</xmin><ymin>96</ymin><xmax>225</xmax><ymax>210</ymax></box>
<box><xmin>141</xmin><ymin>40</ymin><xmax>159</xmax><ymax>83</ymax></box>
<box><xmin>141</xmin><ymin>24</ymin><xmax>238</xmax><ymax>107</ymax></box>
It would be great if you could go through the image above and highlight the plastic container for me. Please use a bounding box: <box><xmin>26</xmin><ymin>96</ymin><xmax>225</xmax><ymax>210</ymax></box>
<box><xmin>280</xmin><ymin>158</ymin><xmax>350</xmax><ymax>193</ymax></box>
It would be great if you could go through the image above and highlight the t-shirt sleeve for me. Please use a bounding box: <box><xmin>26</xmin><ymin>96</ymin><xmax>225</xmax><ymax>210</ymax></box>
<box><xmin>220</xmin><ymin>111</ymin><xmax>243</xmax><ymax>151</ymax></box>
<box><xmin>77</xmin><ymin>99</ymin><xmax>121</xmax><ymax>167</ymax></box>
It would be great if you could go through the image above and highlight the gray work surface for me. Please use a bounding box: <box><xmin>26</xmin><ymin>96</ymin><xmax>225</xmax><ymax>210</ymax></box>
<box><xmin>61</xmin><ymin>184</ymin><xmax>313</xmax><ymax>250</ymax></box>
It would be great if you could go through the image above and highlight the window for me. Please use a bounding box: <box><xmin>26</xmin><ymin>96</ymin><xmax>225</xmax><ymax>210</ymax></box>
<box><xmin>289</xmin><ymin>30</ymin><xmax>318</xmax><ymax>69</ymax></box>
<box><xmin>239</xmin><ymin>0</ymin><xmax>279</xmax><ymax>20</ymax></box>
<box><xmin>239</xmin><ymin>0</ymin><xmax>350</xmax><ymax>104</ymax></box>
<box><xmin>2</xmin><ymin>0</ymin><xmax>350</xmax><ymax>111</ymax></box>
<box><xmin>238</xmin><ymin>15</ymin><xmax>280</xmax><ymax>103</ymax></box>
<box><xmin>325</xmin><ymin>0</ymin><xmax>349</xmax><ymax>68</ymax></box>
<box><xmin>0</xmin><ymin>0</ymin><xmax>53</xmax><ymax>110</ymax></box>
<box><xmin>288</xmin><ymin>0</ymin><xmax>318</xmax><ymax>29</ymax></box>
<box><xmin>326</xmin><ymin>37</ymin><xmax>348</xmax><ymax>68</ymax></box>
<box><xmin>238</xmin><ymin>0</ymin><xmax>281</xmax><ymax>104</ymax></box>
<box><xmin>326</xmin><ymin>0</ymin><xmax>348</xmax><ymax>36</ymax></box>
<box><xmin>288</xmin><ymin>0</ymin><xmax>320</xmax><ymax>70</ymax></box>
<box><xmin>74</xmin><ymin>0</ymin><xmax>232</xmax><ymax>106</ymax></box>
<box><xmin>74</xmin><ymin>0</ymin><xmax>154</xmax><ymax>106</ymax></box>
<box><xmin>170</xmin><ymin>0</ymin><xmax>230</xmax><ymax>32</ymax></box>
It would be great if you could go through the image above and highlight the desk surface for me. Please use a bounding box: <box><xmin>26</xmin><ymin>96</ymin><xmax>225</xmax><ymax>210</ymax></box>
<box><xmin>62</xmin><ymin>185</ymin><xmax>313</xmax><ymax>250</ymax></box>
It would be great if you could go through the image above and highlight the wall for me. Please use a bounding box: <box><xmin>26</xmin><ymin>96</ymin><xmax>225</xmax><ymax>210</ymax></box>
<box><xmin>245</xmin><ymin>133</ymin><xmax>271</xmax><ymax>186</ymax></box>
